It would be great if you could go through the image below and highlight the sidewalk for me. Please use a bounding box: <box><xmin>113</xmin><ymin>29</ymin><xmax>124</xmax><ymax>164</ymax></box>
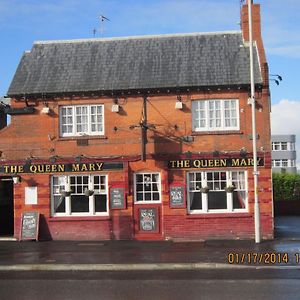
<box><xmin>0</xmin><ymin>238</ymin><xmax>300</xmax><ymax>271</ymax></box>
<box><xmin>1</xmin><ymin>216</ymin><xmax>300</xmax><ymax>271</ymax></box>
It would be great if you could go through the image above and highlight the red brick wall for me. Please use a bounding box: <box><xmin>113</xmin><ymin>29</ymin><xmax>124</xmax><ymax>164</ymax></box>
<box><xmin>0</xmin><ymin>89</ymin><xmax>271</xmax><ymax>161</ymax></box>
<box><xmin>1</xmin><ymin>87</ymin><xmax>273</xmax><ymax>241</ymax></box>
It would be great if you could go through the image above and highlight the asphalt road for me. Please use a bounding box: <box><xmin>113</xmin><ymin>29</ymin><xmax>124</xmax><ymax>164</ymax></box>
<box><xmin>1</xmin><ymin>269</ymin><xmax>300</xmax><ymax>300</ymax></box>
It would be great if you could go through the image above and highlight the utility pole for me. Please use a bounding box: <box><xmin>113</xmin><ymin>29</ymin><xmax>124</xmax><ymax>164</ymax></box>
<box><xmin>248</xmin><ymin>0</ymin><xmax>261</xmax><ymax>243</ymax></box>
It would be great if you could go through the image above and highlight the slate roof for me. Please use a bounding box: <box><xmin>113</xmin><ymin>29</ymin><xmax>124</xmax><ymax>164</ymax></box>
<box><xmin>7</xmin><ymin>31</ymin><xmax>262</xmax><ymax>97</ymax></box>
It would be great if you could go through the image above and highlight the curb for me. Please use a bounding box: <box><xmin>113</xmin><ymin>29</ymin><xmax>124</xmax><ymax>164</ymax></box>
<box><xmin>1</xmin><ymin>263</ymin><xmax>300</xmax><ymax>272</ymax></box>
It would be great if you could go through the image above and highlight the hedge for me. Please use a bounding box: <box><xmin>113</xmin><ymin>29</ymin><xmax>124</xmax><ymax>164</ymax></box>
<box><xmin>273</xmin><ymin>173</ymin><xmax>300</xmax><ymax>201</ymax></box>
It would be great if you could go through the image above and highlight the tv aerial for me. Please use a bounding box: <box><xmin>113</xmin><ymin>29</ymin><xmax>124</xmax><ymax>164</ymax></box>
<box><xmin>93</xmin><ymin>14</ymin><xmax>110</xmax><ymax>37</ymax></box>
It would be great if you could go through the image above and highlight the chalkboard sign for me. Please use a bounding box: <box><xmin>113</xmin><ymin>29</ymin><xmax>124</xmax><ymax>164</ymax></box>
<box><xmin>170</xmin><ymin>186</ymin><xmax>185</xmax><ymax>208</ymax></box>
<box><xmin>110</xmin><ymin>188</ymin><xmax>126</xmax><ymax>209</ymax></box>
<box><xmin>20</xmin><ymin>212</ymin><xmax>39</xmax><ymax>241</ymax></box>
<box><xmin>139</xmin><ymin>208</ymin><xmax>158</xmax><ymax>232</ymax></box>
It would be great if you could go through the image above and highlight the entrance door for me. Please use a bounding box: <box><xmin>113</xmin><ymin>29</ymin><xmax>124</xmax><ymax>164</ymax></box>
<box><xmin>133</xmin><ymin>172</ymin><xmax>163</xmax><ymax>240</ymax></box>
<box><xmin>0</xmin><ymin>177</ymin><xmax>14</xmax><ymax>236</ymax></box>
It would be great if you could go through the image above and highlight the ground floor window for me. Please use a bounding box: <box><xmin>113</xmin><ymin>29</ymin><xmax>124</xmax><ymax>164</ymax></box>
<box><xmin>187</xmin><ymin>170</ymin><xmax>247</xmax><ymax>213</ymax></box>
<box><xmin>51</xmin><ymin>174</ymin><xmax>108</xmax><ymax>216</ymax></box>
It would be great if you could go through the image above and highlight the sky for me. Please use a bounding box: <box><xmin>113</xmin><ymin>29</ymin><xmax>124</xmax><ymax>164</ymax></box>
<box><xmin>0</xmin><ymin>0</ymin><xmax>299</xmax><ymax>169</ymax></box>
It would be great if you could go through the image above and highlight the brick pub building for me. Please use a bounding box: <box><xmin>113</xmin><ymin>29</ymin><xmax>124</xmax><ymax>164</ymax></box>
<box><xmin>0</xmin><ymin>1</ymin><xmax>273</xmax><ymax>241</ymax></box>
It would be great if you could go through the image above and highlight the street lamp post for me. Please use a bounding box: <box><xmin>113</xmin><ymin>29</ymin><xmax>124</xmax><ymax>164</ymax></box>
<box><xmin>248</xmin><ymin>0</ymin><xmax>261</xmax><ymax>243</ymax></box>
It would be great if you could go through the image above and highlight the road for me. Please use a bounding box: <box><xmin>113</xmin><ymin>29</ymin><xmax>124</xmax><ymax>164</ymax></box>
<box><xmin>0</xmin><ymin>269</ymin><xmax>300</xmax><ymax>300</ymax></box>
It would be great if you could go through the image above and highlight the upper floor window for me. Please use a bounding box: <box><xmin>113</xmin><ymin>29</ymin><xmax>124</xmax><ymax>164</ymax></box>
<box><xmin>272</xmin><ymin>141</ymin><xmax>294</xmax><ymax>151</ymax></box>
<box><xmin>59</xmin><ymin>105</ymin><xmax>104</xmax><ymax>137</ymax></box>
<box><xmin>272</xmin><ymin>159</ymin><xmax>295</xmax><ymax>168</ymax></box>
<box><xmin>192</xmin><ymin>99</ymin><xmax>239</xmax><ymax>132</ymax></box>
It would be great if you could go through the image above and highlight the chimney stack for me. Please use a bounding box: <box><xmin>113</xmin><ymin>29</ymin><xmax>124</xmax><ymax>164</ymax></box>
<box><xmin>241</xmin><ymin>1</ymin><xmax>268</xmax><ymax>83</ymax></box>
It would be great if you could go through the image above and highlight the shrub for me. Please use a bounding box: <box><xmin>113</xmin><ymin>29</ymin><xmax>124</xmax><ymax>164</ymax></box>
<box><xmin>273</xmin><ymin>173</ymin><xmax>300</xmax><ymax>201</ymax></box>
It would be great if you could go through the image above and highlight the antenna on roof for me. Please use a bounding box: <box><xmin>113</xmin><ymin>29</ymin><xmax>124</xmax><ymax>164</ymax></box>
<box><xmin>99</xmin><ymin>14</ymin><xmax>110</xmax><ymax>37</ymax></box>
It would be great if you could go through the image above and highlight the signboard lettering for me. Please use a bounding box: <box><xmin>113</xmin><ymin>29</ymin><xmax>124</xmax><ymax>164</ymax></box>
<box><xmin>139</xmin><ymin>208</ymin><xmax>158</xmax><ymax>232</ymax></box>
<box><xmin>168</xmin><ymin>157</ymin><xmax>264</xmax><ymax>169</ymax></box>
<box><xmin>170</xmin><ymin>186</ymin><xmax>185</xmax><ymax>208</ymax></box>
<box><xmin>20</xmin><ymin>212</ymin><xmax>39</xmax><ymax>241</ymax></box>
<box><xmin>0</xmin><ymin>162</ymin><xmax>123</xmax><ymax>175</ymax></box>
<box><xmin>110</xmin><ymin>188</ymin><xmax>126</xmax><ymax>209</ymax></box>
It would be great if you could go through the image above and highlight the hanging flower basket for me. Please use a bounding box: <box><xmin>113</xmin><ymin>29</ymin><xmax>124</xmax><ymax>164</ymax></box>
<box><xmin>200</xmin><ymin>186</ymin><xmax>210</xmax><ymax>193</ymax></box>
<box><xmin>225</xmin><ymin>186</ymin><xmax>236</xmax><ymax>193</ymax></box>
<box><xmin>84</xmin><ymin>189</ymin><xmax>94</xmax><ymax>196</ymax></box>
<box><xmin>61</xmin><ymin>190</ymin><xmax>72</xmax><ymax>197</ymax></box>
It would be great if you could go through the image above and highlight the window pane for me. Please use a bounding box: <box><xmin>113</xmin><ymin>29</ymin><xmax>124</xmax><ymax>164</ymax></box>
<box><xmin>189</xmin><ymin>192</ymin><xmax>202</xmax><ymax>210</ymax></box>
<box><xmin>95</xmin><ymin>194</ymin><xmax>107</xmax><ymax>212</ymax></box>
<box><xmin>281</xmin><ymin>142</ymin><xmax>288</xmax><ymax>150</ymax></box>
<box><xmin>153</xmin><ymin>192</ymin><xmax>160</xmax><ymax>201</ymax></box>
<box><xmin>54</xmin><ymin>195</ymin><xmax>65</xmax><ymax>213</ymax></box>
<box><xmin>71</xmin><ymin>195</ymin><xmax>89</xmax><ymax>213</ymax></box>
<box><xmin>208</xmin><ymin>192</ymin><xmax>227</xmax><ymax>210</ymax></box>
<box><xmin>137</xmin><ymin>193</ymin><xmax>143</xmax><ymax>201</ymax></box>
<box><xmin>233</xmin><ymin>191</ymin><xmax>246</xmax><ymax>209</ymax></box>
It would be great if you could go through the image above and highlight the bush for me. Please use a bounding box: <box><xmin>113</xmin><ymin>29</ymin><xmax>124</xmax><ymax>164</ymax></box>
<box><xmin>273</xmin><ymin>173</ymin><xmax>300</xmax><ymax>201</ymax></box>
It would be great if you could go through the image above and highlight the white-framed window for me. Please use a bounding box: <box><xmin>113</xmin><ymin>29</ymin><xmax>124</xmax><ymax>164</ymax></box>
<box><xmin>134</xmin><ymin>172</ymin><xmax>161</xmax><ymax>203</ymax></box>
<box><xmin>272</xmin><ymin>142</ymin><xmax>295</xmax><ymax>151</ymax></box>
<box><xmin>272</xmin><ymin>159</ymin><xmax>295</xmax><ymax>168</ymax></box>
<box><xmin>59</xmin><ymin>104</ymin><xmax>104</xmax><ymax>137</ymax></box>
<box><xmin>192</xmin><ymin>99</ymin><xmax>239</xmax><ymax>132</ymax></box>
<box><xmin>51</xmin><ymin>174</ymin><xmax>108</xmax><ymax>216</ymax></box>
<box><xmin>187</xmin><ymin>170</ymin><xmax>247</xmax><ymax>213</ymax></box>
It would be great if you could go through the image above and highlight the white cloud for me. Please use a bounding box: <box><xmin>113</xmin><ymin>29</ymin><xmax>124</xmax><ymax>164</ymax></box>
<box><xmin>271</xmin><ymin>99</ymin><xmax>300</xmax><ymax>170</ymax></box>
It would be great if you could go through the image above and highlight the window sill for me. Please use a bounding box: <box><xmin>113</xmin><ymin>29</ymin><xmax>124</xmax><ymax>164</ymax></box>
<box><xmin>49</xmin><ymin>216</ymin><xmax>110</xmax><ymax>222</ymax></box>
<box><xmin>57</xmin><ymin>135</ymin><xmax>107</xmax><ymax>141</ymax></box>
<box><xmin>134</xmin><ymin>201</ymin><xmax>162</xmax><ymax>205</ymax></box>
<box><xmin>192</xmin><ymin>131</ymin><xmax>243</xmax><ymax>136</ymax></box>
<box><xmin>186</xmin><ymin>212</ymin><xmax>250</xmax><ymax>219</ymax></box>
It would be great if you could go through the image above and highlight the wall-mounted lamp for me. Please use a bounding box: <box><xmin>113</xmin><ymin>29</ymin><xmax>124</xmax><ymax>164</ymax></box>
<box><xmin>240</xmin><ymin>147</ymin><xmax>247</xmax><ymax>157</ymax></box>
<box><xmin>213</xmin><ymin>150</ymin><xmax>220</xmax><ymax>157</ymax></box>
<box><xmin>111</xmin><ymin>98</ymin><xmax>119</xmax><ymax>113</ymax></box>
<box><xmin>41</xmin><ymin>102</ymin><xmax>51</xmax><ymax>114</ymax></box>
<box><xmin>12</xmin><ymin>175</ymin><xmax>21</xmax><ymax>184</ymax></box>
<box><xmin>75</xmin><ymin>155</ymin><xmax>84</xmax><ymax>163</ymax></box>
<box><xmin>50</xmin><ymin>155</ymin><xmax>58</xmax><ymax>163</ymax></box>
<box><xmin>181</xmin><ymin>135</ymin><xmax>194</xmax><ymax>142</ymax></box>
<box><xmin>270</xmin><ymin>74</ymin><xmax>283</xmax><ymax>81</ymax></box>
<box><xmin>175</xmin><ymin>95</ymin><xmax>183</xmax><ymax>110</ymax></box>
<box><xmin>270</xmin><ymin>74</ymin><xmax>282</xmax><ymax>86</ymax></box>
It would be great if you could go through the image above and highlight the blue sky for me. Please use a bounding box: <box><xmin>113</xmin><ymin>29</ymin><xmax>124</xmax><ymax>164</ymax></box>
<box><xmin>0</xmin><ymin>0</ymin><xmax>299</xmax><ymax>167</ymax></box>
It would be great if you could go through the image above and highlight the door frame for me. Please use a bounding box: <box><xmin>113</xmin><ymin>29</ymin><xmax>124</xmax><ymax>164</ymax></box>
<box><xmin>132</xmin><ymin>172</ymin><xmax>163</xmax><ymax>240</ymax></box>
<box><xmin>0</xmin><ymin>176</ymin><xmax>14</xmax><ymax>236</ymax></box>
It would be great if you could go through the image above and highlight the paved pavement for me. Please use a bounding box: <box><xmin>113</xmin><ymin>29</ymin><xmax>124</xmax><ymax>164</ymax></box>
<box><xmin>0</xmin><ymin>216</ymin><xmax>300</xmax><ymax>271</ymax></box>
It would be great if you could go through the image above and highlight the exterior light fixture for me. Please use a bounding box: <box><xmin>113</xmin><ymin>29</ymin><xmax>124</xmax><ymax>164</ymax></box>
<box><xmin>12</xmin><ymin>175</ymin><xmax>21</xmax><ymax>184</ymax></box>
<box><xmin>41</xmin><ymin>102</ymin><xmax>51</xmax><ymax>114</ymax></box>
<box><xmin>111</xmin><ymin>98</ymin><xmax>120</xmax><ymax>112</ymax></box>
<box><xmin>181</xmin><ymin>136</ymin><xmax>194</xmax><ymax>142</ymax></box>
<box><xmin>49</xmin><ymin>155</ymin><xmax>58</xmax><ymax>163</ymax></box>
<box><xmin>270</xmin><ymin>74</ymin><xmax>282</xmax><ymax>81</ymax></box>
<box><xmin>41</xmin><ymin>107</ymin><xmax>50</xmax><ymax>114</ymax></box>
<box><xmin>75</xmin><ymin>155</ymin><xmax>84</xmax><ymax>163</ymax></box>
<box><xmin>240</xmin><ymin>148</ymin><xmax>247</xmax><ymax>157</ymax></box>
<box><xmin>175</xmin><ymin>95</ymin><xmax>183</xmax><ymax>110</ymax></box>
<box><xmin>269</xmin><ymin>74</ymin><xmax>282</xmax><ymax>86</ymax></box>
